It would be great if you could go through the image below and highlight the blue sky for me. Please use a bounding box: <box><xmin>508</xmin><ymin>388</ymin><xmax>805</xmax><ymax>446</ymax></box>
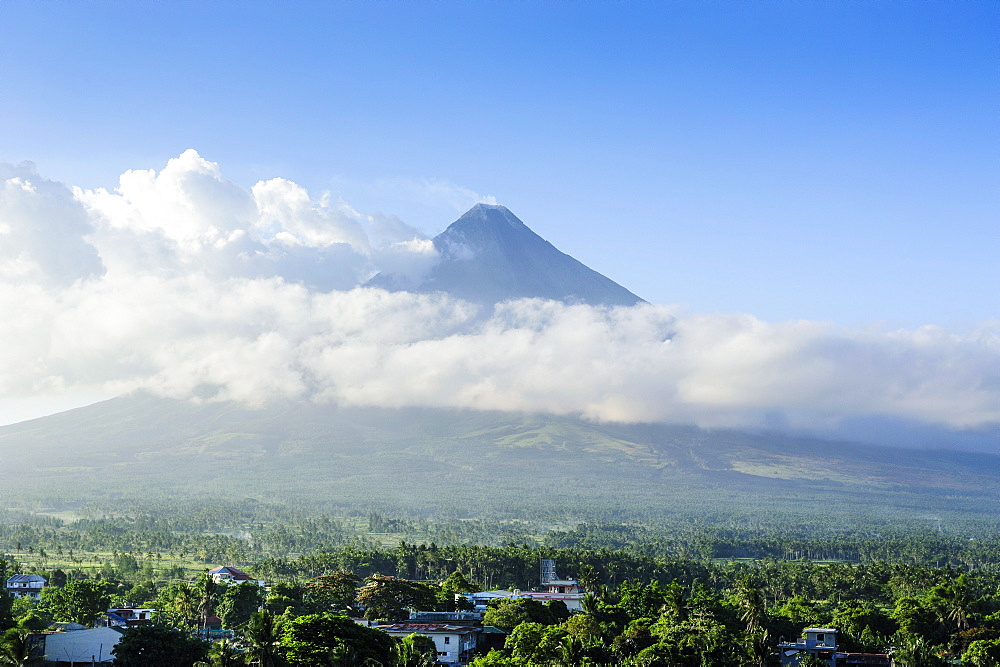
<box><xmin>2</xmin><ymin>0</ymin><xmax>996</xmax><ymax>327</ymax></box>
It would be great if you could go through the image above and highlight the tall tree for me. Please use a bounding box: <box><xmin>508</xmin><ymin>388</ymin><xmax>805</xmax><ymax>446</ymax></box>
<box><xmin>304</xmin><ymin>572</ymin><xmax>360</xmax><ymax>613</ymax></box>
<box><xmin>394</xmin><ymin>634</ymin><xmax>437</xmax><ymax>667</ymax></box>
<box><xmin>925</xmin><ymin>573</ymin><xmax>977</xmax><ymax>633</ymax></box>
<box><xmin>155</xmin><ymin>582</ymin><xmax>198</xmax><ymax>628</ymax></box>
<box><xmin>195</xmin><ymin>573</ymin><xmax>223</xmax><ymax>637</ymax></box>
<box><xmin>217</xmin><ymin>583</ymin><xmax>264</xmax><ymax>630</ymax></box>
<box><xmin>243</xmin><ymin>610</ymin><xmax>284</xmax><ymax>667</ymax></box>
<box><xmin>39</xmin><ymin>580</ymin><xmax>110</xmax><ymax>626</ymax></box>
<box><xmin>733</xmin><ymin>576</ymin><xmax>766</xmax><ymax>634</ymax></box>
<box><xmin>355</xmin><ymin>575</ymin><xmax>437</xmax><ymax>622</ymax></box>
<box><xmin>437</xmin><ymin>571</ymin><xmax>479</xmax><ymax>611</ymax></box>
<box><xmin>890</xmin><ymin>634</ymin><xmax>948</xmax><ymax>667</ymax></box>
<box><xmin>111</xmin><ymin>625</ymin><xmax>209</xmax><ymax>667</ymax></box>
<box><xmin>280</xmin><ymin>613</ymin><xmax>395</xmax><ymax>666</ymax></box>
<box><xmin>207</xmin><ymin>638</ymin><xmax>242</xmax><ymax>667</ymax></box>
<box><xmin>0</xmin><ymin>627</ymin><xmax>43</xmax><ymax>666</ymax></box>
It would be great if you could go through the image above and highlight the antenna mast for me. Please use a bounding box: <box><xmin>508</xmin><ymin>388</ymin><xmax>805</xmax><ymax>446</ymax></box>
<box><xmin>540</xmin><ymin>558</ymin><xmax>557</xmax><ymax>585</ymax></box>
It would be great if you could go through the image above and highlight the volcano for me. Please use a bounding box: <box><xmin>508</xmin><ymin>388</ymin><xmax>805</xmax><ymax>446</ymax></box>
<box><xmin>368</xmin><ymin>204</ymin><xmax>644</xmax><ymax>306</ymax></box>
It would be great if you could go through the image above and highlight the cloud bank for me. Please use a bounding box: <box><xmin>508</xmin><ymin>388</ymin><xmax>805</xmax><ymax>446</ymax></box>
<box><xmin>1</xmin><ymin>152</ymin><xmax>997</xmax><ymax>446</ymax></box>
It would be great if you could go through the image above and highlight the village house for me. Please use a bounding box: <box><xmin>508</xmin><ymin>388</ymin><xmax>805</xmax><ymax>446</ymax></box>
<box><xmin>779</xmin><ymin>628</ymin><xmax>840</xmax><ymax>666</ymax></box>
<box><xmin>198</xmin><ymin>615</ymin><xmax>229</xmax><ymax>639</ymax></box>
<box><xmin>459</xmin><ymin>559</ymin><xmax>586</xmax><ymax>612</ymax></box>
<box><xmin>106</xmin><ymin>606</ymin><xmax>156</xmax><ymax>627</ymax></box>
<box><xmin>207</xmin><ymin>565</ymin><xmax>265</xmax><ymax>586</ymax></box>
<box><xmin>777</xmin><ymin>629</ymin><xmax>890</xmax><ymax>666</ymax></box>
<box><xmin>408</xmin><ymin>610</ymin><xmax>482</xmax><ymax>623</ymax></box>
<box><xmin>459</xmin><ymin>589</ymin><xmax>518</xmax><ymax>613</ymax></box>
<box><xmin>516</xmin><ymin>577</ymin><xmax>586</xmax><ymax>611</ymax></box>
<box><xmin>373</xmin><ymin>622</ymin><xmax>480</xmax><ymax>665</ymax></box>
<box><xmin>5</xmin><ymin>574</ymin><xmax>46</xmax><ymax>601</ymax></box>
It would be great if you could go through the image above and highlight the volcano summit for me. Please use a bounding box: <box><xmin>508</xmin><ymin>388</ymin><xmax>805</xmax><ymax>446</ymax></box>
<box><xmin>369</xmin><ymin>204</ymin><xmax>644</xmax><ymax>306</ymax></box>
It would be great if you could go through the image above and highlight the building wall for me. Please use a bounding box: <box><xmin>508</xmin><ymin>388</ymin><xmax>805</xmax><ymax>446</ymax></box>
<box><xmin>382</xmin><ymin>629</ymin><xmax>478</xmax><ymax>665</ymax></box>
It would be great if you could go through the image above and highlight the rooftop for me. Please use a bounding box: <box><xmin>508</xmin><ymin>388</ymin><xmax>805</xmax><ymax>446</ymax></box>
<box><xmin>209</xmin><ymin>566</ymin><xmax>253</xmax><ymax>579</ymax></box>
<box><xmin>374</xmin><ymin>623</ymin><xmax>479</xmax><ymax>634</ymax></box>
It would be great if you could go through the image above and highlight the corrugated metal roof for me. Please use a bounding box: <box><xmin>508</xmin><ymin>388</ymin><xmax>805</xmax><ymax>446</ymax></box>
<box><xmin>44</xmin><ymin>627</ymin><xmax>123</xmax><ymax>663</ymax></box>
<box><xmin>375</xmin><ymin>623</ymin><xmax>478</xmax><ymax>634</ymax></box>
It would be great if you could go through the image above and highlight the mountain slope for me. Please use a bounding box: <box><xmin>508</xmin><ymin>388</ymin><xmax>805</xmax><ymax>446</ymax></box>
<box><xmin>369</xmin><ymin>204</ymin><xmax>643</xmax><ymax>306</ymax></box>
<box><xmin>2</xmin><ymin>393</ymin><xmax>997</xmax><ymax>525</ymax></box>
<box><xmin>3</xmin><ymin>205</ymin><xmax>991</xmax><ymax>527</ymax></box>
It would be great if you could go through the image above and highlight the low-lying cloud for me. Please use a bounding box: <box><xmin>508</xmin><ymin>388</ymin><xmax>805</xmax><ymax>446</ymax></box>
<box><xmin>1</xmin><ymin>151</ymin><xmax>997</xmax><ymax>446</ymax></box>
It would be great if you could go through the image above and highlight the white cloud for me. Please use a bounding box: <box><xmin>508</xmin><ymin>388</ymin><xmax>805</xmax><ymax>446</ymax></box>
<box><xmin>73</xmin><ymin>149</ymin><xmax>443</xmax><ymax>291</ymax></box>
<box><xmin>0</xmin><ymin>163</ymin><xmax>104</xmax><ymax>286</ymax></box>
<box><xmin>0</xmin><ymin>152</ymin><xmax>997</xmax><ymax>445</ymax></box>
<box><xmin>252</xmin><ymin>177</ymin><xmax>369</xmax><ymax>251</ymax></box>
<box><xmin>370</xmin><ymin>237</ymin><xmax>440</xmax><ymax>288</ymax></box>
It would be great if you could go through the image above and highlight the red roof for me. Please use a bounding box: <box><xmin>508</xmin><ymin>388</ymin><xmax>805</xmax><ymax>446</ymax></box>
<box><xmin>209</xmin><ymin>566</ymin><xmax>253</xmax><ymax>580</ymax></box>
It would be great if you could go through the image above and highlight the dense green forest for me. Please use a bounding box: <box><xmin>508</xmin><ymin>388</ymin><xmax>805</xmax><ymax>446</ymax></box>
<box><xmin>4</xmin><ymin>499</ymin><xmax>1000</xmax><ymax>573</ymax></box>
<box><xmin>5</xmin><ymin>540</ymin><xmax>1000</xmax><ymax>664</ymax></box>
<box><xmin>6</xmin><ymin>501</ymin><xmax>1000</xmax><ymax>664</ymax></box>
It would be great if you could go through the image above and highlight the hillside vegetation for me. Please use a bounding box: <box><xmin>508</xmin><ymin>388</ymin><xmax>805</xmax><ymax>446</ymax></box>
<box><xmin>1</xmin><ymin>393</ymin><xmax>998</xmax><ymax>534</ymax></box>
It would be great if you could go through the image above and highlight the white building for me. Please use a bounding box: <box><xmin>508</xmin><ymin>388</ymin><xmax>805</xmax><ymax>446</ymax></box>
<box><xmin>520</xmin><ymin>578</ymin><xmax>586</xmax><ymax>612</ymax></box>
<box><xmin>374</xmin><ymin>622</ymin><xmax>480</xmax><ymax>665</ymax></box>
<box><xmin>409</xmin><ymin>611</ymin><xmax>482</xmax><ymax>623</ymax></box>
<box><xmin>106</xmin><ymin>606</ymin><xmax>156</xmax><ymax>626</ymax></box>
<box><xmin>460</xmin><ymin>589</ymin><xmax>518</xmax><ymax>613</ymax></box>
<box><xmin>460</xmin><ymin>583</ymin><xmax>586</xmax><ymax>613</ymax></box>
<box><xmin>778</xmin><ymin>628</ymin><xmax>840</xmax><ymax>666</ymax></box>
<box><xmin>207</xmin><ymin>566</ymin><xmax>264</xmax><ymax>587</ymax></box>
<box><xmin>5</xmin><ymin>574</ymin><xmax>46</xmax><ymax>601</ymax></box>
<box><xmin>459</xmin><ymin>560</ymin><xmax>586</xmax><ymax>613</ymax></box>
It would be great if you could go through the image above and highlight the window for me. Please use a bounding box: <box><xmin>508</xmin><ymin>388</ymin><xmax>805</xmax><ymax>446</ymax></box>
<box><xmin>444</xmin><ymin>637</ymin><xmax>450</xmax><ymax>644</ymax></box>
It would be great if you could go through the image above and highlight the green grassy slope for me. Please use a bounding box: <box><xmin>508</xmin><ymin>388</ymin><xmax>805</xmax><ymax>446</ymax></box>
<box><xmin>1</xmin><ymin>393</ymin><xmax>997</xmax><ymax>525</ymax></box>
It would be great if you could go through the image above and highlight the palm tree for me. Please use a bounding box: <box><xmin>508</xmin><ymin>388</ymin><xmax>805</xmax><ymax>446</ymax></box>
<box><xmin>734</xmin><ymin>576</ymin><xmax>766</xmax><ymax>634</ymax></box>
<box><xmin>580</xmin><ymin>593</ymin><xmax>603</xmax><ymax>616</ymax></box>
<box><xmin>890</xmin><ymin>634</ymin><xmax>948</xmax><ymax>667</ymax></box>
<box><xmin>243</xmin><ymin>610</ymin><xmax>284</xmax><ymax>667</ymax></box>
<box><xmin>926</xmin><ymin>573</ymin><xmax>976</xmax><ymax>633</ymax></box>
<box><xmin>0</xmin><ymin>628</ymin><xmax>42</xmax><ymax>666</ymax></box>
<box><xmin>197</xmin><ymin>573</ymin><xmax>222</xmax><ymax>638</ymax></box>
<box><xmin>734</xmin><ymin>576</ymin><xmax>769</xmax><ymax>667</ymax></box>
<box><xmin>659</xmin><ymin>581</ymin><xmax>688</xmax><ymax>624</ymax></box>
<box><xmin>556</xmin><ymin>635</ymin><xmax>588</xmax><ymax>666</ymax></box>
<box><xmin>208</xmin><ymin>638</ymin><xmax>242</xmax><ymax>667</ymax></box>
<box><xmin>168</xmin><ymin>582</ymin><xmax>198</xmax><ymax>627</ymax></box>
<box><xmin>576</xmin><ymin>564</ymin><xmax>600</xmax><ymax>593</ymax></box>
<box><xmin>392</xmin><ymin>635</ymin><xmax>435</xmax><ymax>667</ymax></box>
